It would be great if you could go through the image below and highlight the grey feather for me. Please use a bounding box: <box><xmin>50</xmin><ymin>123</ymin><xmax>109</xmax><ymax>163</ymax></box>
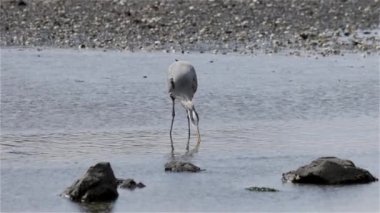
<box><xmin>167</xmin><ymin>60</ymin><xmax>198</xmax><ymax>101</ymax></box>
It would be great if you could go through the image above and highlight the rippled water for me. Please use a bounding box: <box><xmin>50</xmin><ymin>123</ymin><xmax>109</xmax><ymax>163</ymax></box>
<box><xmin>1</xmin><ymin>48</ymin><xmax>379</xmax><ymax>212</ymax></box>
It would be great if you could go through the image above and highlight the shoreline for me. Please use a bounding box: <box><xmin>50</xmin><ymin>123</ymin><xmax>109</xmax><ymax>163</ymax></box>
<box><xmin>2</xmin><ymin>45</ymin><xmax>379</xmax><ymax>58</ymax></box>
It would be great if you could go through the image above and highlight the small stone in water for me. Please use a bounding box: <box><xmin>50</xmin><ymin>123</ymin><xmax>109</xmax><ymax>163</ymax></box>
<box><xmin>118</xmin><ymin>178</ymin><xmax>146</xmax><ymax>190</ymax></box>
<box><xmin>246</xmin><ymin>186</ymin><xmax>279</xmax><ymax>192</ymax></box>
<box><xmin>164</xmin><ymin>161</ymin><xmax>201</xmax><ymax>172</ymax></box>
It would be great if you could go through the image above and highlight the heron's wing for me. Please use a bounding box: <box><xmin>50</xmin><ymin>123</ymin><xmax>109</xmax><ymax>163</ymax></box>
<box><xmin>192</xmin><ymin>75</ymin><xmax>198</xmax><ymax>94</ymax></box>
<box><xmin>168</xmin><ymin>78</ymin><xmax>175</xmax><ymax>94</ymax></box>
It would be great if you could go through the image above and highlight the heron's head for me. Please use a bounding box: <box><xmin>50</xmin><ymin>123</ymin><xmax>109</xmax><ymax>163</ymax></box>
<box><xmin>181</xmin><ymin>100</ymin><xmax>199</xmax><ymax>126</ymax></box>
<box><xmin>188</xmin><ymin>107</ymin><xmax>199</xmax><ymax>126</ymax></box>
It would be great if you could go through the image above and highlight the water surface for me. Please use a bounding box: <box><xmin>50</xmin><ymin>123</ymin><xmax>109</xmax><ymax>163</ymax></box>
<box><xmin>1</xmin><ymin>48</ymin><xmax>379</xmax><ymax>212</ymax></box>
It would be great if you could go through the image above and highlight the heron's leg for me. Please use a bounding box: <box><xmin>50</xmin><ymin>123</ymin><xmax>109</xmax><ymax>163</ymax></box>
<box><xmin>186</xmin><ymin>110</ymin><xmax>191</xmax><ymax>152</ymax></box>
<box><xmin>170</xmin><ymin>97</ymin><xmax>175</xmax><ymax>153</ymax></box>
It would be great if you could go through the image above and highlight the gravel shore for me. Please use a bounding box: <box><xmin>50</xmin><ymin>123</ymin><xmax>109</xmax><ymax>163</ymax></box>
<box><xmin>1</xmin><ymin>0</ymin><xmax>379</xmax><ymax>54</ymax></box>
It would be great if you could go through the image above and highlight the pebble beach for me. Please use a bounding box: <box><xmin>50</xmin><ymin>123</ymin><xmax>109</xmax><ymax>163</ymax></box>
<box><xmin>1</xmin><ymin>0</ymin><xmax>379</xmax><ymax>54</ymax></box>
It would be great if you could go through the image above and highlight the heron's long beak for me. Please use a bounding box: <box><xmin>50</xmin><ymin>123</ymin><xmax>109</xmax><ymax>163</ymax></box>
<box><xmin>196</xmin><ymin>125</ymin><xmax>201</xmax><ymax>149</ymax></box>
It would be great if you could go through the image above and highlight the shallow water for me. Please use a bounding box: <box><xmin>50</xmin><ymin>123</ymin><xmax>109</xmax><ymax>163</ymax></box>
<box><xmin>1</xmin><ymin>48</ymin><xmax>379</xmax><ymax>212</ymax></box>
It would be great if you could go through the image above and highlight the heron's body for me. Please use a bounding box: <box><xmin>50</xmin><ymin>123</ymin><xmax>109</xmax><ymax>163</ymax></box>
<box><xmin>168</xmin><ymin>61</ymin><xmax>197</xmax><ymax>100</ymax></box>
<box><xmin>167</xmin><ymin>60</ymin><xmax>200</xmax><ymax>153</ymax></box>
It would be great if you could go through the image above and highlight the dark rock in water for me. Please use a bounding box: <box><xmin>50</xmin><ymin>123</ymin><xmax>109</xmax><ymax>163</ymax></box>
<box><xmin>282</xmin><ymin>157</ymin><xmax>378</xmax><ymax>185</ymax></box>
<box><xmin>63</xmin><ymin>162</ymin><xmax>118</xmax><ymax>202</ymax></box>
<box><xmin>164</xmin><ymin>161</ymin><xmax>201</xmax><ymax>172</ymax></box>
<box><xmin>136</xmin><ymin>182</ymin><xmax>146</xmax><ymax>188</ymax></box>
<box><xmin>246</xmin><ymin>186</ymin><xmax>279</xmax><ymax>192</ymax></box>
<box><xmin>118</xmin><ymin>178</ymin><xmax>146</xmax><ymax>190</ymax></box>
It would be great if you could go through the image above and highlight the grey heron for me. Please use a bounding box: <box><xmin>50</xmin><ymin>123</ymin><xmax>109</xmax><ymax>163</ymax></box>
<box><xmin>167</xmin><ymin>60</ymin><xmax>201</xmax><ymax>153</ymax></box>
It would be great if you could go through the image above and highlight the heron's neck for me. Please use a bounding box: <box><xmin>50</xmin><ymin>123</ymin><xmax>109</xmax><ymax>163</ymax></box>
<box><xmin>180</xmin><ymin>99</ymin><xmax>194</xmax><ymax>111</ymax></box>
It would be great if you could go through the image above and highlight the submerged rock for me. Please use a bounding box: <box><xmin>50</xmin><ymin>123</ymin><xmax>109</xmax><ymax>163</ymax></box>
<box><xmin>63</xmin><ymin>162</ymin><xmax>119</xmax><ymax>202</ymax></box>
<box><xmin>282</xmin><ymin>157</ymin><xmax>378</xmax><ymax>185</ymax></box>
<box><xmin>246</xmin><ymin>186</ymin><xmax>279</xmax><ymax>192</ymax></box>
<box><xmin>117</xmin><ymin>178</ymin><xmax>146</xmax><ymax>190</ymax></box>
<box><xmin>164</xmin><ymin>161</ymin><xmax>202</xmax><ymax>172</ymax></box>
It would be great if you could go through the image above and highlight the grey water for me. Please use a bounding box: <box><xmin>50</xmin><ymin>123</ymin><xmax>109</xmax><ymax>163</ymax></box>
<box><xmin>1</xmin><ymin>48</ymin><xmax>379</xmax><ymax>212</ymax></box>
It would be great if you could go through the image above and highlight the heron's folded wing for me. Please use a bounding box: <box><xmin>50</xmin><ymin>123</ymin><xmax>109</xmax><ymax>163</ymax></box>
<box><xmin>192</xmin><ymin>75</ymin><xmax>198</xmax><ymax>94</ymax></box>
